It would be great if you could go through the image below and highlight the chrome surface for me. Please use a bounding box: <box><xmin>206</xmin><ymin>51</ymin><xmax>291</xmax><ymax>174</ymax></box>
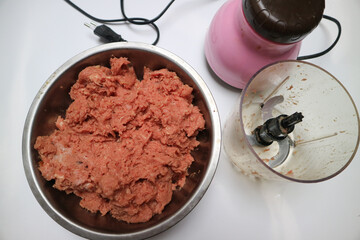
<box><xmin>22</xmin><ymin>42</ymin><xmax>221</xmax><ymax>240</ymax></box>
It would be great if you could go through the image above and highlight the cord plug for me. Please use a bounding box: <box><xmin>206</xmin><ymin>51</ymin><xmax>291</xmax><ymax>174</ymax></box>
<box><xmin>84</xmin><ymin>22</ymin><xmax>127</xmax><ymax>43</ymax></box>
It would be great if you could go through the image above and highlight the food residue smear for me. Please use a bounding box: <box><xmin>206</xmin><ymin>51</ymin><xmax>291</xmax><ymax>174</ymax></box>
<box><xmin>34</xmin><ymin>57</ymin><xmax>205</xmax><ymax>223</ymax></box>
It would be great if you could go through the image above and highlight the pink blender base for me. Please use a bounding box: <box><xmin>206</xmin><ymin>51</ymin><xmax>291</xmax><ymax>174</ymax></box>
<box><xmin>205</xmin><ymin>0</ymin><xmax>301</xmax><ymax>89</ymax></box>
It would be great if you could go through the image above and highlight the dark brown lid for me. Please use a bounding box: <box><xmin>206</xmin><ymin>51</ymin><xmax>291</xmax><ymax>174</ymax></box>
<box><xmin>243</xmin><ymin>0</ymin><xmax>325</xmax><ymax>43</ymax></box>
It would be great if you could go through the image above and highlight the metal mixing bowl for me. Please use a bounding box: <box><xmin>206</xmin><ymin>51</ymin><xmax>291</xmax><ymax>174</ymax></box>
<box><xmin>22</xmin><ymin>42</ymin><xmax>221</xmax><ymax>239</ymax></box>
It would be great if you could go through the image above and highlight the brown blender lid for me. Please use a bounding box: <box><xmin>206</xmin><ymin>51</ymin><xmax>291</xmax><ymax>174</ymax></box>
<box><xmin>243</xmin><ymin>0</ymin><xmax>325</xmax><ymax>43</ymax></box>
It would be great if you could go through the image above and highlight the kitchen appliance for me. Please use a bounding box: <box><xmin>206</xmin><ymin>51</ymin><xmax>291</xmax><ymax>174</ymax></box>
<box><xmin>223</xmin><ymin>60</ymin><xmax>359</xmax><ymax>182</ymax></box>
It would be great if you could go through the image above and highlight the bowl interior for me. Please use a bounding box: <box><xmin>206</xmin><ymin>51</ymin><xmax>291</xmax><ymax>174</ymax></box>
<box><xmin>27</xmin><ymin>46</ymin><xmax>214</xmax><ymax>235</ymax></box>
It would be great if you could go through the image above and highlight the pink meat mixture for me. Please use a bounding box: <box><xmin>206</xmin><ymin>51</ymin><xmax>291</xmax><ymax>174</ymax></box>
<box><xmin>34</xmin><ymin>57</ymin><xmax>205</xmax><ymax>223</ymax></box>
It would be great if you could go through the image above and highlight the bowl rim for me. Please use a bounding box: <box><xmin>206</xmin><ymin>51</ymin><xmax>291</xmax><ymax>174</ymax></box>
<box><xmin>240</xmin><ymin>60</ymin><xmax>360</xmax><ymax>183</ymax></box>
<box><xmin>22</xmin><ymin>42</ymin><xmax>222</xmax><ymax>239</ymax></box>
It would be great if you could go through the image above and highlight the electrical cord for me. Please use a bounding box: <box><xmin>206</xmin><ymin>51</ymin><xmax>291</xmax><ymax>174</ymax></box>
<box><xmin>64</xmin><ymin>0</ymin><xmax>175</xmax><ymax>45</ymax></box>
<box><xmin>120</xmin><ymin>0</ymin><xmax>175</xmax><ymax>25</ymax></box>
<box><xmin>84</xmin><ymin>22</ymin><xmax>127</xmax><ymax>43</ymax></box>
<box><xmin>297</xmin><ymin>14</ymin><xmax>342</xmax><ymax>60</ymax></box>
<box><xmin>64</xmin><ymin>0</ymin><xmax>341</xmax><ymax>60</ymax></box>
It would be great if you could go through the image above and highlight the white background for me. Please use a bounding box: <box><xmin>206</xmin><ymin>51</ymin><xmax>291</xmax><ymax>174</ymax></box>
<box><xmin>1</xmin><ymin>0</ymin><xmax>360</xmax><ymax>239</ymax></box>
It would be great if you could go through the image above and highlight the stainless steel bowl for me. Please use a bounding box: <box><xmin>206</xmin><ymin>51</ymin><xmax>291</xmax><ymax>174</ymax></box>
<box><xmin>22</xmin><ymin>42</ymin><xmax>221</xmax><ymax>239</ymax></box>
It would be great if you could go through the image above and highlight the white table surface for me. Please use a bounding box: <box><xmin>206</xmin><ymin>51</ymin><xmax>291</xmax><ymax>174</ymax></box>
<box><xmin>1</xmin><ymin>0</ymin><xmax>360</xmax><ymax>239</ymax></box>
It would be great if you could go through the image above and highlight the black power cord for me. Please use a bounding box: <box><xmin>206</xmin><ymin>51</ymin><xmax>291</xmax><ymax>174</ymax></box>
<box><xmin>65</xmin><ymin>0</ymin><xmax>341</xmax><ymax>60</ymax></box>
<box><xmin>297</xmin><ymin>14</ymin><xmax>342</xmax><ymax>60</ymax></box>
<box><xmin>64</xmin><ymin>0</ymin><xmax>175</xmax><ymax>45</ymax></box>
<box><xmin>84</xmin><ymin>22</ymin><xmax>127</xmax><ymax>43</ymax></box>
<box><xmin>120</xmin><ymin>0</ymin><xmax>175</xmax><ymax>25</ymax></box>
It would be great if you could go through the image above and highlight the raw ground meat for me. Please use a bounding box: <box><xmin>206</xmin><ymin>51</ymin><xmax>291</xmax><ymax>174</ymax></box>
<box><xmin>34</xmin><ymin>57</ymin><xmax>205</xmax><ymax>223</ymax></box>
